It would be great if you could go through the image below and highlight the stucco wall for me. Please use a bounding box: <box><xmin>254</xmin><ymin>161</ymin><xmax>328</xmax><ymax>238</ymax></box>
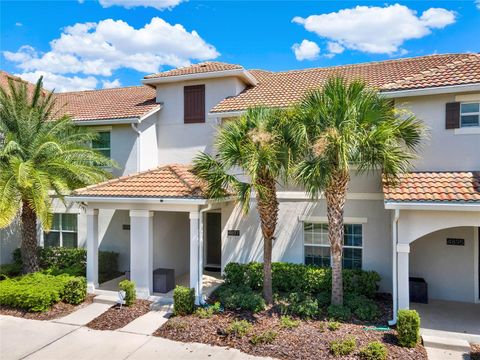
<box><xmin>410</xmin><ymin>226</ymin><xmax>476</xmax><ymax>302</ymax></box>
<box><xmin>0</xmin><ymin>221</ymin><xmax>21</xmax><ymax>264</ymax></box>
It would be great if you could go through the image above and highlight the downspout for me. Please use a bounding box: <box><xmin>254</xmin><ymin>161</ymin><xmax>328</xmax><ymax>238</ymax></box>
<box><xmin>388</xmin><ymin>209</ymin><xmax>400</xmax><ymax>326</ymax></box>
<box><xmin>198</xmin><ymin>203</ymin><xmax>214</xmax><ymax>304</ymax></box>
<box><xmin>131</xmin><ymin>123</ymin><xmax>141</xmax><ymax>171</ymax></box>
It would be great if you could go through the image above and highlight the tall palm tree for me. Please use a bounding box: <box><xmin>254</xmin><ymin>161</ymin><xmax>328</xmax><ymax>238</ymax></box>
<box><xmin>0</xmin><ymin>77</ymin><xmax>115</xmax><ymax>273</ymax></box>
<box><xmin>193</xmin><ymin>107</ymin><xmax>298</xmax><ymax>304</ymax></box>
<box><xmin>293</xmin><ymin>77</ymin><xmax>424</xmax><ymax>306</ymax></box>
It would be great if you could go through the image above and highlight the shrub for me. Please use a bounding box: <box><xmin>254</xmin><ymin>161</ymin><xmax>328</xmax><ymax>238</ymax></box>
<box><xmin>173</xmin><ymin>286</ymin><xmax>194</xmax><ymax>315</ymax></box>
<box><xmin>215</xmin><ymin>285</ymin><xmax>265</xmax><ymax>313</ymax></box>
<box><xmin>327</xmin><ymin>321</ymin><xmax>341</xmax><ymax>331</ymax></box>
<box><xmin>250</xmin><ymin>330</ymin><xmax>277</xmax><ymax>345</ymax></box>
<box><xmin>345</xmin><ymin>294</ymin><xmax>380</xmax><ymax>321</ymax></box>
<box><xmin>226</xmin><ymin>320</ymin><xmax>252</xmax><ymax>338</ymax></box>
<box><xmin>327</xmin><ymin>304</ymin><xmax>351</xmax><ymax>321</ymax></box>
<box><xmin>329</xmin><ymin>336</ymin><xmax>357</xmax><ymax>356</ymax></box>
<box><xmin>0</xmin><ymin>263</ymin><xmax>22</xmax><ymax>279</ymax></box>
<box><xmin>281</xmin><ymin>292</ymin><xmax>319</xmax><ymax>318</ymax></box>
<box><xmin>195</xmin><ymin>302</ymin><xmax>221</xmax><ymax>319</ymax></box>
<box><xmin>397</xmin><ymin>309</ymin><xmax>420</xmax><ymax>348</ymax></box>
<box><xmin>279</xmin><ymin>315</ymin><xmax>300</xmax><ymax>329</ymax></box>
<box><xmin>359</xmin><ymin>341</ymin><xmax>388</xmax><ymax>360</ymax></box>
<box><xmin>119</xmin><ymin>280</ymin><xmax>136</xmax><ymax>306</ymax></box>
<box><xmin>317</xmin><ymin>291</ymin><xmax>331</xmax><ymax>308</ymax></box>
<box><xmin>63</xmin><ymin>277</ymin><xmax>87</xmax><ymax>305</ymax></box>
<box><xmin>98</xmin><ymin>251</ymin><xmax>120</xmax><ymax>283</ymax></box>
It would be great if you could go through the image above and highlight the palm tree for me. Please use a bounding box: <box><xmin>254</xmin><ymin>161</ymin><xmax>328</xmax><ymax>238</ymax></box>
<box><xmin>0</xmin><ymin>77</ymin><xmax>115</xmax><ymax>273</ymax></box>
<box><xmin>193</xmin><ymin>107</ymin><xmax>298</xmax><ymax>304</ymax></box>
<box><xmin>293</xmin><ymin>77</ymin><xmax>424</xmax><ymax>306</ymax></box>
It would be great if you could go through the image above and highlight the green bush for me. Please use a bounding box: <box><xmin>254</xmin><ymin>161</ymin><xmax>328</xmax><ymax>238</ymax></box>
<box><xmin>119</xmin><ymin>280</ymin><xmax>136</xmax><ymax>306</ymax></box>
<box><xmin>0</xmin><ymin>263</ymin><xmax>22</xmax><ymax>279</ymax></box>
<box><xmin>195</xmin><ymin>302</ymin><xmax>221</xmax><ymax>318</ymax></box>
<box><xmin>215</xmin><ymin>284</ymin><xmax>265</xmax><ymax>313</ymax></box>
<box><xmin>281</xmin><ymin>292</ymin><xmax>319</xmax><ymax>318</ymax></box>
<box><xmin>397</xmin><ymin>309</ymin><xmax>420</xmax><ymax>348</ymax></box>
<box><xmin>316</xmin><ymin>291</ymin><xmax>331</xmax><ymax>308</ymax></box>
<box><xmin>359</xmin><ymin>341</ymin><xmax>388</xmax><ymax>360</ymax></box>
<box><xmin>345</xmin><ymin>294</ymin><xmax>380</xmax><ymax>321</ymax></box>
<box><xmin>279</xmin><ymin>315</ymin><xmax>300</xmax><ymax>329</ymax></box>
<box><xmin>250</xmin><ymin>330</ymin><xmax>277</xmax><ymax>345</ymax></box>
<box><xmin>327</xmin><ymin>321</ymin><xmax>341</xmax><ymax>331</ymax></box>
<box><xmin>226</xmin><ymin>320</ymin><xmax>252</xmax><ymax>338</ymax></box>
<box><xmin>173</xmin><ymin>286</ymin><xmax>195</xmax><ymax>315</ymax></box>
<box><xmin>327</xmin><ymin>304</ymin><xmax>351</xmax><ymax>321</ymax></box>
<box><xmin>329</xmin><ymin>336</ymin><xmax>357</xmax><ymax>356</ymax></box>
<box><xmin>63</xmin><ymin>277</ymin><xmax>87</xmax><ymax>305</ymax></box>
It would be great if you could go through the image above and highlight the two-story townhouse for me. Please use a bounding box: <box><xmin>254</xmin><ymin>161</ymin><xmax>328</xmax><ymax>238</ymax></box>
<box><xmin>1</xmin><ymin>54</ymin><xmax>479</xmax><ymax>325</ymax></box>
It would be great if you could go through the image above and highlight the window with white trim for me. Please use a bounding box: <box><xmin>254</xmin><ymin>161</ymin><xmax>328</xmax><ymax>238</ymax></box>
<box><xmin>460</xmin><ymin>102</ymin><xmax>480</xmax><ymax>127</ymax></box>
<box><xmin>92</xmin><ymin>131</ymin><xmax>111</xmax><ymax>159</ymax></box>
<box><xmin>304</xmin><ymin>223</ymin><xmax>363</xmax><ymax>269</ymax></box>
<box><xmin>44</xmin><ymin>214</ymin><xmax>78</xmax><ymax>248</ymax></box>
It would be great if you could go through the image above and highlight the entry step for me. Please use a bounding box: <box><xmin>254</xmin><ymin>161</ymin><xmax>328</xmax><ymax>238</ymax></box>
<box><xmin>93</xmin><ymin>294</ymin><xmax>118</xmax><ymax>305</ymax></box>
<box><xmin>422</xmin><ymin>335</ymin><xmax>471</xmax><ymax>352</ymax></box>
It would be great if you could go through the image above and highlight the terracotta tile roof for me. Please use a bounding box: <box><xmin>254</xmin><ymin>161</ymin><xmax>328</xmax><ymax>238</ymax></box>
<box><xmin>73</xmin><ymin>164</ymin><xmax>206</xmax><ymax>199</ymax></box>
<box><xmin>145</xmin><ymin>61</ymin><xmax>244</xmax><ymax>79</ymax></box>
<box><xmin>383</xmin><ymin>172</ymin><xmax>480</xmax><ymax>203</ymax></box>
<box><xmin>211</xmin><ymin>53</ymin><xmax>480</xmax><ymax>113</ymax></box>
<box><xmin>0</xmin><ymin>70</ymin><xmax>45</xmax><ymax>96</ymax></box>
<box><xmin>54</xmin><ymin>86</ymin><xmax>159</xmax><ymax>122</ymax></box>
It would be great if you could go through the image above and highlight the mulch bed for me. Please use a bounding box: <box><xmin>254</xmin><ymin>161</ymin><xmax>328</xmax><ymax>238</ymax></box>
<box><xmin>86</xmin><ymin>299</ymin><xmax>151</xmax><ymax>331</ymax></box>
<box><xmin>0</xmin><ymin>294</ymin><xmax>95</xmax><ymax>321</ymax></box>
<box><xmin>154</xmin><ymin>295</ymin><xmax>427</xmax><ymax>360</ymax></box>
<box><xmin>471</xmin><ymin>344</ymin><xmax>480</xmax><ymax>360</ymax></box>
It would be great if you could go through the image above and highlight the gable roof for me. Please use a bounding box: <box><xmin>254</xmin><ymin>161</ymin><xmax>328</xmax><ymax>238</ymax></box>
<box><xmin>0</xmin><ymin>70</ymin><xmax>45</xmax><ymax>96</ymax></box>
<box><xmin>144</xmin><ymin>61</ymin><xmax>244</xmax><ymax>79</ymax></box>
<box><xmin>210</xmin><ymin>53</ymin><xmax>480</xmax><ymax>114</ymax></box>
<box><xmin>383</xmin><ymin>171</ymin><xmax>480</xmax><ymax>204</ymax></box>
<box><xmin>73</xmin><ymin>164</ymin><xmax>206</xmax><ymax>199</ymax></box>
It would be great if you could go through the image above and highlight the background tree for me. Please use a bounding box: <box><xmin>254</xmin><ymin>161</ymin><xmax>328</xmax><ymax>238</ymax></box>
<box><xmin>0</xmin><ymin>77</ymin><xmax>115</xmax><ymax>273</ymax></box>
<box><xmin>193</xmin><ymin>107</ymin><xmax>298</xmax><ymax>304</ymax></box>
<box><xmin>293</xmin><ymin>77</ymin><xmax>424</xmax><ymax>305</ymax></box>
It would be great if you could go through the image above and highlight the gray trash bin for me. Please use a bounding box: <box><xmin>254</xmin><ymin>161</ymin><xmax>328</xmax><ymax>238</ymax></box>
<box><xmin>153</xmin><ymin>268</ymin><xmax>175</xmax><ymax>293</ymax></box>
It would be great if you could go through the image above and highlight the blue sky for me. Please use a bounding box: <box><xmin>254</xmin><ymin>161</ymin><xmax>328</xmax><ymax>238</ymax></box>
<box><xmin>1</xmin><ymin>0</ymin><xmax>479</xmax><ymax>91</ymax></box>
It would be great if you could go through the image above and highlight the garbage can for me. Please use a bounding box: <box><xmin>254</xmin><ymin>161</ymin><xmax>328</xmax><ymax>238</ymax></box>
<box><xmin>153</xmin><ymin>268</ymin><xmax>175</xmax><ymax>293</ymax></box>
<box><xmin>409</xmin><ymin>277</ymin><xmax>428</xmax><ymax>304</ymax></box>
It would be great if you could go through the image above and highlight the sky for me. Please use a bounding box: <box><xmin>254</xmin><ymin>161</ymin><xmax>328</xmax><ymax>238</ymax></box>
<box><xmin>1</xmin><ymin>0</ymin><xmax>479</xmax><ymax>92</ymax></box>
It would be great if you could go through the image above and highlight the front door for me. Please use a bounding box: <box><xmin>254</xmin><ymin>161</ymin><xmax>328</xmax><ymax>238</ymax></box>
<box><xmin>206</xmin><ymin>212</ymin><xmax>221</xmax><ymax>269</ymax></box>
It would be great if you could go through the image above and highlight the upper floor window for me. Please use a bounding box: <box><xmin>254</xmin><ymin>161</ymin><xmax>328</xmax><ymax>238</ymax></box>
<box><xmin>184</xmin><ymin>85</ymin><xmax>205</xmax><ymax>123</ymax></box>
<box><xmin>92</xmin><ymin>131</ymin><xmax>111</xmax><ymax>159</ymax></box>
<box><xmin>44</xmin><ymin>214</ymin><xmax>78</xmax><ymax>248</ymax></box>
<box><xmin>460</xmin><ymin>102</ymin><xmax>480</xmax><ymax>127</ymax></box>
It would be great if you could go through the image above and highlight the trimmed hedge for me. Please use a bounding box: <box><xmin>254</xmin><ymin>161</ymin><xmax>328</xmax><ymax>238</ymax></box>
<box><xmin>173</xmin><ymin>286</ymin><xmax>195</xmax><ymax>315</ymax></box>
<box><xmin>215</xmin><ymin>285</ymin><xmax>266</xmax><ymax>313</ymax></box>
<box><xmin>0</xmin><ymin>273</ymin><xmax>86</xmax><ymax>311</ymax></box>
<box><xmin>119</xmin><ymin>279</ymin><xmax>136</xmax><ymax>306</ymax></box>
<box><xmin>397</xmin><ymin>309</ymin><xmax>420</xmax><ymax>348</ymax></box>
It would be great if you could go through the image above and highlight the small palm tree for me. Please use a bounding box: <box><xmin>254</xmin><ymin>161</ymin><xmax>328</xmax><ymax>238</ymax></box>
<box><xmin>0</xmin><ymin>77</ymin><xmax>115</xmax><ymax>273</ymax></box>
<box><xmin>193</xmin><ymin>107</ymin><xmax>298</xmax><ymax>304</ymax></box>
<box><xmin>293</xmin><ymin>77</ymin><xmax>424</xmax><ymax>306</ymax></box>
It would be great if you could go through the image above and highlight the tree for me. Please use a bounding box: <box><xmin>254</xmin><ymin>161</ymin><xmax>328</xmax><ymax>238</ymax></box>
<box><xmin>0</xmin><ymin>77</ymin><xmax>115</xmax><ymax>273</ymax></box>
<box><xmin>193</xmin><ymin>107</ymin><xmax>298</xmax><ymax>304</ymax></box>
<box><xmin>293</xmin><ymin>77</ymin><xmax>424</xmax><ymax>305</ymax></box>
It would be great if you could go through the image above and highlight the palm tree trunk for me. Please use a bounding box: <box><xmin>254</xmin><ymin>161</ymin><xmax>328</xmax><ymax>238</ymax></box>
<box><xmin>325</xmin><ymin>171</ymin><xmax>349</xmax><ymax>306</ymax></box>
<box><xmin>20</xmin><ymin>202</ymin><xmax>40</xmax><ymax>273</ymax></box>
<box><xmin>256</xmin><ymin>175</ymin><xmax>278</xmax><ymax>304</ymax></box>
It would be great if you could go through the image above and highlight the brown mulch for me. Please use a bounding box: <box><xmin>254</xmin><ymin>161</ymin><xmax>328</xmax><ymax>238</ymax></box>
<box><xmin>154</xmin><ymin>295</ymin><xmax>427</xmax><ymax>360</ymax></box>
<box><xmin>0</xmin><ymin>294</ymin><xmax>95</xmax><ymax>321</ymax></box>
<box><xmin>86</xmin><ymin>299</ymin><xmax>151</xmax><ymax>331</ymax></box>
<box><xmin>471</xmin><ymin>344</ymin><xmax>480</xmax><ymax>360</ymax></box>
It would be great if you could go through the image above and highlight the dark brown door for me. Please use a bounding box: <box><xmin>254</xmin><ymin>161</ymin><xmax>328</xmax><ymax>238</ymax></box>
<box><xmin>206</xmin><ymin>212</ymin><xmax>221</xmax><ymax>267</ymax></box>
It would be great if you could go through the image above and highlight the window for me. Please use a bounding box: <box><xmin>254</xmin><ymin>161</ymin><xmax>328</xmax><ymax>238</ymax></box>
<box><xmin>44</xmin><ymin>214</ymin><xmax>78</xmax><ymax>248</ymax></box>
<box><xmin>304</xmin><ymin>223</ymin><xmax>363</xmax><ymax>269</ymax></box>
<box><xmin>460</xmin><ymin>102</ymin><xmax>480</xmax><ymax>127</ymax></box>
<box><xmin>92</xmin><ymin>131</ymin><xmax>111</xmax><ymax>158</ymax></box>
<box><xmin>184</xmin><ymin>85</ymin><xmax>205</xmax><ymax>123</ymax></box>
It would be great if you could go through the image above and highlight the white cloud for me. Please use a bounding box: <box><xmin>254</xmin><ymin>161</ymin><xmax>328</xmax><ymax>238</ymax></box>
<box><xmin>476</xmin><ymin>0</ymin><xmax>480</xmax><ymax>10</ymax></box>
<box><xmin>327</xmin><ymin>42</ymin><xmax>344</xmax><ymax>55</ymax></box>
<box><xmin>17</xmin><ymin>71</ymin><xmax>98</xmax><ymax>92</ymax></box>
<box><xmin>293</xmin><ymin>4</ymin><xmax>456</xmax><ymax>55</ymax></box>
<box><xmin>102</xmin><ymin>78</ymin><xmax>121</xmax><ymax>89</ymax></box>
<box><xmin>292</xmin><ymin>39</ymin><xmax>320</xmax><ymax>61</ymax></box>
<box><xmin>15</xmin><ymin>22</ymin><xmax>23</xmax><ymax>27</ymax></box>
<box><xmin>98</xmin><ymin>0</ymin><xmax>183</xmax><ymax>10</ymax></box>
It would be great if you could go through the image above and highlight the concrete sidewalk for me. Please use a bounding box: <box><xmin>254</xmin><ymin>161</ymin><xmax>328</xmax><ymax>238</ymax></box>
<box><xmin>0</xmin><ymin>315</ymin><xmax>269</xmax><ymax>360</ymax></box>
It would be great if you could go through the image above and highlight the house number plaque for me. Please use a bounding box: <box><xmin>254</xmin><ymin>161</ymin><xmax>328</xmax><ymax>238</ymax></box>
<box><xmin>446</xmin><ymin>238</ymin><xmax>464</xmax><ymax>246</ymax></box>
<box><xmin>228</xmin><ymin>230</ymin><xmax>240</xmax><ymax>236</ymax></box>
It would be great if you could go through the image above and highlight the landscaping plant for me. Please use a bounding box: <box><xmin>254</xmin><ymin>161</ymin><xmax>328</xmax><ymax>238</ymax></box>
<box><xmin>226</xmin><ymin>320</ymin><xmax>253</xmax><ymax>338</ymax></box>
<box><xmin>119</xmin><ymin>279</ymin><xmax>136</xmax><ymax>306</ymax></box>
<box><xmin>250</xmin><ymin>330</ymin><xmax>278</xmax><ymax>345</ymax></box>
<box><xmin>0</xmin><ymin>77</ymin><xmax>115</xmax><ymax>273</ymax></box>
<box><xmin>62</xmin><ymin>276</ymin><xmax>87</xmax><ymax>305</ymax></box>
<box><xmin>173</xmin><ymin>285</ymin><xmax>195</xmax><ymax>315</ymax></box>
<box><xmin>359</xmin><ymin>341</ymin><xmax>388</xmax><ymax>360</ymax></box>
<box><xmin>327</xmin><ymin>304</ymin><xmax>352</xmax><ymax>321</ymax></box>
<box><xmin>327</xmin><ymin>321</ymin><xmax>341</xmax><ymax>331</ymax></box>
<box><xmin>279</xmin><ymin>315</ymin><xmax>300</xmax><ymax>329</ymax></box>
<box><xmin>292</xmin><ymin>77</ymin><xmax>423</xmax><ymax>305</ymax></box>
<box><xmin>397</xmin><ymin>309</ymin><xmax>421</xmax><ymax>348</ymax></box>
<box><xmin>329</xmin><ymin>336</ymin><xmax>357</xmax><ymax>356</ymax></box>
<box><xmin>214</xmin><ymin>284</ymin><xmax>265</xmax><ymax>313</ymax></box>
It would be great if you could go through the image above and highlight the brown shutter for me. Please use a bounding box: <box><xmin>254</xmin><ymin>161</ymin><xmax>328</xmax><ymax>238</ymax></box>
<box><xmin>184</xmin><ymin>85</ymin><xmax>205</xmax><ymax>123</ymax></box>
<box><xmin>445</xmin><ymin>102</ymin><xmax>460</xmax><ymax>129</ymax></box>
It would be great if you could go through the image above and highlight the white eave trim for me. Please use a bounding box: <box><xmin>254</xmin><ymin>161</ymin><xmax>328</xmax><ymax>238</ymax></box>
<box><xmin>73</xmin><ymin>106</ymin><xmax>161</xmax><ymax>126</ymax></box>
<box><xmin>299</xmin><ymin>215</ymin><xmax>368</xmax><ymax>224</ymax></box>
<box><xmin>277</xmin><ymin>191</ymin><xmax>384</xmax><ymax>201</ymax></box>
<box><xmin>208</xmin><ymin>110</ymin><xmax>246</xmax><ymax>119</ymax></box>
<box><xmin>65</xmin><ymin>195</ymin><xmax>208</xmax><ymax>205</ymax></box>
<box><xmin>384</xmin><ymin>201</ymin><xmax>480</xmax><ymax>211</ymax></box>
<box><xmin>142</xmin><ymin>69</ymin><xmax>258</xmax><ymax>86</ymax></box>
<box><xmin>381</xmin><ymin>83</ymin><xmax>480</xmax><ymax>98</ymax></box>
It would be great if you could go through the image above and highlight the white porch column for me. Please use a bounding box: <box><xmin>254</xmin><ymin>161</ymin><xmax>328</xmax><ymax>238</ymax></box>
<box><xmin>86</xmin><ymin>209</ymin><xmax>99</xmax><ymax>293</ymax></box>
<box><xmin>130</xmin><ymin>210</ymin><xmax>153</xmax><ymax>299</ymax></box>
<box><xmin>189</xmin><ymin>211</ymin><xmax>201</xmax><ymax>304</ymax></box>
<box><xmin>397</xmin><ymin>243</ymin><xmax>410</xmax><ymax>310</ymax></box>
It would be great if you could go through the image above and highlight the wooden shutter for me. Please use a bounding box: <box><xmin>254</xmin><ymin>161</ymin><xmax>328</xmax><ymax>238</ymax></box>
<box><xmin>184</xmin><ymin>85</ymin><xmax>205</xmax><ymax>123</ymax></box>
<box><xmin>445</xmin><ymin>102</ymin><xmax>460</xmax><ymax>129</ymax></box>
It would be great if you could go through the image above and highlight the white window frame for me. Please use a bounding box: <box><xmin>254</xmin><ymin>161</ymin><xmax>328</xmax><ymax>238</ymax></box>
<box><xmin>91</xmin><ymin>130</ymin><xmax>111</xmax><ymax>159</ymax></box>
<box><xmin>301</xmin><ymin>217</ymin><xmax>366</xmax><ymax>270</ymax></box>
<box><xmin>460</xmin><ymin>101</ymin><xmax>480</xmax><ymax>128</ymax></box>
<box><xmin>44</xmin><ymin>213</ymin><xmax>78</xmax><ymax>248</ymax></box>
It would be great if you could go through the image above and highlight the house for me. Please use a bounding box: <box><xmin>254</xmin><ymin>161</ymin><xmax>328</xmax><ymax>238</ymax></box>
<box><xmin>1</xmin><ymin>54</ymin><xmax>479</xmax><ymax>324</ymax></box>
